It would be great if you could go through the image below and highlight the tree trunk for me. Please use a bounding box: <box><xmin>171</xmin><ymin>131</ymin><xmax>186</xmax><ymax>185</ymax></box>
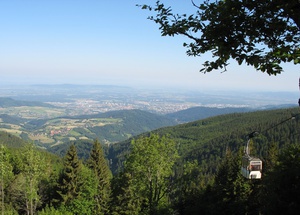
<box><xmin>1</xmin><ymin>182</ymin><xmax>4</xmax><ymax>215</ymax></box>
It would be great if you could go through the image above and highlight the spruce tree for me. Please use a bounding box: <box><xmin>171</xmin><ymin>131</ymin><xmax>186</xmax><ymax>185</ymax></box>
<box><xmin>110</xmin><ymin>172</ymin><xmax>140</xmax><ymax>215</ymax></box>
<box><xmin>87</xmin><ymin>139</ymin><xmax>111</xmax><ymax>215</ymax></box>
<box><xmin>262</xmin><ymin>144</ymin><xmax>300</xmax><ymax>214</ymax></box>
<box><xmin>57</xmin><ymin>144</ymin><xmax>82</xmax><ymax>206</ymax></box>
<box><xmin>212</xmin><ymin>148</ymin><xmax>252</xmax><ymax>215</ymax></box>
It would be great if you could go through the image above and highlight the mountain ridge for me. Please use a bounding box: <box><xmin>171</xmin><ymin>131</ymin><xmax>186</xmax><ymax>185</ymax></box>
<box><xmin>0</xmin><ymin>97</ymin><xmax>55</xmax><ymax>108</ymax></box>
<box><xmin>108</xmin><ymin>107</ymin><xmax>300</xmax><ymax>173</ymax></box>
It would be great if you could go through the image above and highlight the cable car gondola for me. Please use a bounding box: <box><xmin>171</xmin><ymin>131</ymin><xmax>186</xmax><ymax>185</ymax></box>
<box><xmin>240</xmin><ymin>78</ymin><xmax>300</xmax><ymax>179</ymax></box>
<box><xmin>241</xmin><ymin>135</ymin><xmax>262</xmax><ymax>179</ymax></box>
<box><xmin>241</xmin><ymin>154</ymin><xmax>262</xmax><ymax>179</ymax></box>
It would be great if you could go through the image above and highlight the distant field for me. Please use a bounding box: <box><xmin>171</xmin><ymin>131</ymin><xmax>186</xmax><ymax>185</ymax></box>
<box><xmin>0</xmin><ymin>106</ymin><xmax>66</xmax><ymax>119</ymax></box>
<box><xmin>46</xmin><ymin>118</ymin><xmax>120</xmax><ymax>129</ymax></box>
<box><xmin>0</xmin><ymin>103</ymin><xmax>177</xmax><ymax>147</ymax></box>
<box><xmin>0</xmin><ymin>128</ymin><xmax>22</xmax><ymax>136</ymax></box>
<box><xmin>28</xmin><ymin>133</ymin><xmax>54</xmax><ymax>144</ymax></box>
<box><xmin>0</xmin><ymin>106</ymin><xmax>124</xmax><ymax>146</ymax></box>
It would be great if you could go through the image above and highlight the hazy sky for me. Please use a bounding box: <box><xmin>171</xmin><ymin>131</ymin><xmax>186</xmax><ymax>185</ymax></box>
<box><xmin>0</xmin><ymin>0</ymin><xmax>299</xmax><ymax>92</ymax></box>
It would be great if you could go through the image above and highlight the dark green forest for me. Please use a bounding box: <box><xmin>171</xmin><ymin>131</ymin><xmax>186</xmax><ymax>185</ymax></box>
<box><xmin>1</xmin><ymin>107</ymin><xmax>300</xmax><ymax>214</ymax></box>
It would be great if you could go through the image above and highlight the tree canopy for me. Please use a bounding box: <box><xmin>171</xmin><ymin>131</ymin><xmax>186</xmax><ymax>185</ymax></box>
<box><xmin>123</xmin><ymin>134</ymin><xmax>179</xmax><ymax>214</ymax></box>
<box><xmin>1</xmin><ymin>108</ymin><xmax>300</xmax><ymax>214</ymax></box>
<box><xmin>140</xmin><ymin>0</ymin><xmax>300</xmax><ymax>75</ymax></box>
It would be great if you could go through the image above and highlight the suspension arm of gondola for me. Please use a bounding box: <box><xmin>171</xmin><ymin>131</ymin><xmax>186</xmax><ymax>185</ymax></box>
<box><xmin>244</xmin><ymin>131</ymin><xmax>259</xmax><ymax>155</ymax></box>
<box><xmin>263</xmin><ymin>115</ymin><xmax>299</xmax><ymax>133</ymax></box>
<box><xmin>243</xmin><ymin>112</ymin><xmax>299</xmax><ymax>155</ymax></box>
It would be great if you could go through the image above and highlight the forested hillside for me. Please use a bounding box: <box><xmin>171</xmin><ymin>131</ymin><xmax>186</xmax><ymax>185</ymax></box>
<box><xmin>1</xmin><ymin>107</ymin><xmax>300</xmax><ymax>214</ymax></box>
<box><xmin>165</xmin><ymin>104</ymin><xmax>297</xmax><ymax>123</ymax></box>
<box><xmin>166</xmin><ymin>106</ymin><xmax>251</xmax><ymax>123</ymax></box>
<box><xmin>109</xmin><ymin>107</ymin><xmax>300</xmax><ymax>176</ymax></box>
<box><xmin>107</xmin><ymin>107</ymin><xmax>300</xmax><ymax>214</ymax></box>
<box><xmin>69</xmin><ymin>109</ymin><xmax>177</xmax><ymax>142</ymax></box>
<box><xmin>0</xmin><ymin>131</ymin><xmax>27</xmax><ymax>148</ymax></box>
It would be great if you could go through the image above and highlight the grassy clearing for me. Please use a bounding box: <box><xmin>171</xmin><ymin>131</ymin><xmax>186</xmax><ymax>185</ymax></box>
<box><xmin>28</xmin><ymin>133</ymin><xmax>55</xmax><ymax>144</ymax></box>
<box><xmin>68</xmin><ymin>130</ymin><xmax>81</xmax><ymax>137</ymax></box>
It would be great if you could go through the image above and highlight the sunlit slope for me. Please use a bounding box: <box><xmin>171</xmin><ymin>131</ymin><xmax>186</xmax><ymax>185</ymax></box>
<box><xmin>0</xmin><ymin>109</ymin><xmax>177</xmax><ymax>146</ymax></box>
<box><xmin>0</xmin><ymin>131</ymin><xmax>27</xmax><ymax>148</ymax></box>
<box><xmin>109</xmin><ymin>107</ymin><xmax>300</xmax><ymax>174</ymax></box>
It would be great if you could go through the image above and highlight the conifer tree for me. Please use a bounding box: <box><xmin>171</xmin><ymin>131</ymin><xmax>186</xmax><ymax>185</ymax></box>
<box><xmin>170</xmin><ymin>160</ymin><xmax>208</xmax><ymax>215</ymax></box>
<box><xmin>67</xmin><ymin>165</ymin><xmax>98</xmax><ymax>215</ymax></box>
<box><xmin>262</xmin><ymin>144</ymin><xmax>300</xmax><ymax>214</ymax></box>
<box><xmin>110</xmin><ymin>172</ymin><xmax>140</xmax><ymax>215</ymax></box>
<box><xmin>212</xmin><ymin>148</ymin><xmax>252</xmax><ymax>215</ymax></box>
<box><xmin>57</xmin><ymin>144</ymin><xmax>82</xmax><ymax>206</ymax></box>
<box><xmin>87</xmin><ymin>139</ymin><xmax>112</xmax><ymax>215</ymax></box>
<box><xmin>264</xmin><ymin>142</ymin><xmax>279</xmax><ymax>172</ymax></box>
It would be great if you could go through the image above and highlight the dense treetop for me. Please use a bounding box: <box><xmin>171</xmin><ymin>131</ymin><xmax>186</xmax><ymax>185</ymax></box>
<box><xmin>140</xmin><ymin>0</ymin><xmax>300</xmax><ymax>75</ymax></box>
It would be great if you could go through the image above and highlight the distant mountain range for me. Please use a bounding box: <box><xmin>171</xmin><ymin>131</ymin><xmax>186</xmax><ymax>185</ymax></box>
<box><xmin>166</xmin><ymin>103</ymin><xmax>297</xmax><ymax>123</ymax></box>
<box><xmin>166</xmin><ymin>106</ymin><xmax>251</xmax><ymax>123</ymax></box>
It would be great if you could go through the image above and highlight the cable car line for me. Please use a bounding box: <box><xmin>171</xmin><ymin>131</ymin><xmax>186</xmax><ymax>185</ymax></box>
<box><xmin>244</xmin><ymin>112</ymin><xmax>299</xmax><ymax>143</ymax></box>
<box><xmin>262</xmin><ymin>114</ymin><xmax>299</xmax><ymax>134</ymax></box>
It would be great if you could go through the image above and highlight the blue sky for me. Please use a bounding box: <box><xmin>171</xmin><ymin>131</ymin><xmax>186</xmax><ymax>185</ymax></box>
<box><xmin>0</xmin><ymin>0</ymin><xmax>299</xmax><ymax>92</ymax></box>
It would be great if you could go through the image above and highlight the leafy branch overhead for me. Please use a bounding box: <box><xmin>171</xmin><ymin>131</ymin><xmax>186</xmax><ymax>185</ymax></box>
<box><xmin>139</xmin><ymin>0</ymin><xmax>300</xmax><ymax>75</ymax></box>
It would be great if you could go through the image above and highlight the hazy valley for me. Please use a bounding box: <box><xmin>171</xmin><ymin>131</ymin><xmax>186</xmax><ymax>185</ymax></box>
<box><xmin>1</xmin><ymin>84</ymin><xmax>299</xmax><ymax>215</ymax></box>
<box><xmin>0</xmin><ymin>84</ymin><xmax>297</xmax><ymax>148</ymax></box>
